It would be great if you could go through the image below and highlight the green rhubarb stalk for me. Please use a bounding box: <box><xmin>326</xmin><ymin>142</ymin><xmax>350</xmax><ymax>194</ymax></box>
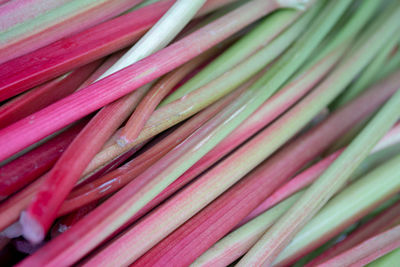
<box><xmin>161</xmin><ymin>8</ymin><xmax>302</xmax><ymax>105</ymax></box>
<box><xmin>331</xmin><ymin>35</ymin><xmax>400</xmax><ymax>110</ymax></box>
<box><xmin>237</xmin><ymin>11</ymin><xmax>400</xmax><ymax>266</ymax></box>
<box><xmin>97</xmin><ymin>0</ymin><xmax>207</xmax><ymax>80</ymax></box>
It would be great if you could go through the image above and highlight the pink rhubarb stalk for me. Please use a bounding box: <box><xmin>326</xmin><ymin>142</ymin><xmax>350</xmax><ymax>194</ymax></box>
<box><xmin>0</xmin><ymin>0</ymin><xmax>279</xmax><ymax>161</ymax></box>
<box><xmin>317</xmin><ymin>224</ymin><xmax>400</xmax><ymax>267</ymax></box>
<box><xmin>0</xmin><ymin>60</ymin><xmax>102</xmax><ymax>129</ymax></box>
<box><xmin>0</xmin><ymin>0</ymin><xmax>144</xmax><ymax>65</ymax></box>
<box><xmin>0</xmin><ymin>121</ymin><xmax>86</xmax><ymax>200</ymax></box>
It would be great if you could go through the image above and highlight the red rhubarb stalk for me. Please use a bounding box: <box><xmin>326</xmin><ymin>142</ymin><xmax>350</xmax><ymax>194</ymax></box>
<box><xmin>0</xmin><ymin>0</ymin><xmax>235</xmax><ymax>102</ymax></box>
<box><xmin>307</xmin><ymin>201</ymin><xmax>400</xmax><ymax>265</ymax></box>
<box><xmin>318</xmin><ymin>225</ymin><xmax>400</xmax><ymax>267</ymax></box>
<box><xmin>0</xmin><ymin>0</ymin><xmax>144</xmax><ymax>66</ymax></box>
<box><xmin>0</xmin><ymin>0</ymin><xmax>280</xmax><ymax>161</ymax></box>
<box><xmin>0</xmin><ymin>60</ymin><xmax>102</xmax><ymax>129</ymax></box>
<box><xmin>0</xmin><ymin>121</ymin><xmax>86</xmax><ymax>200</ymax></box>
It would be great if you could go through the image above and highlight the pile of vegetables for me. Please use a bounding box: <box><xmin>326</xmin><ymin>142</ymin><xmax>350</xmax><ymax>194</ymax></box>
<box><xmin>0</xmin><ymin>0</ymin><xmax>400</xmax><ymax>266</ymax></box>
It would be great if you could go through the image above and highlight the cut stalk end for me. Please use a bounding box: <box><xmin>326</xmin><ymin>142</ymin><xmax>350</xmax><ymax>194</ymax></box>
<box><xmin>20</xmin><ymin>211</ymin><xmax>45</xmax><ymax>244</ymax></box>
<box><xmin>3</xmin><ymin>222</ymin><xmax>22</xmax><ymax>238</ymax></box>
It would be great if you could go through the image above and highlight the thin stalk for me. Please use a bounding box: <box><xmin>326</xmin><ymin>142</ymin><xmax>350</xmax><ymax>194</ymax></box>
<box><xmin>318</xmin><ymin>225</ymin><xmax>400</xmax><ymax>267</ymax></box>
<box><xmin>119</xmin><ymin>47</ymin><xmax>223</xmax><ymax>145</ymax></box>
<box><xmin>0</xmin><ymin>0</ymin><xmax>72</xmax><ymax>32</ymax></box>
<box><xmin>0</xmin><ymin>59</ymin><xmax>102</xmax><ymax>129</ymax></box>
<box><xmin>97</xmin><ymin>0</ymin><xmax>207</xmax><ymax>79</ymax></box>
<box><xmin>307</xmin><ymin>201</ymin><xmax>400</xmax><ymax>265</ymax></box>
<box><xmin>238</xmin><ymin>14</ymin><xmax>400</xmax><ymax>266</ymax></box>
<box><xmin>161</xmin><ymin>8</ymin><xmax>302</xmax><ymax>105</ymax></box>
<box><xmin>0</xmin><ymin>0</ymin><xmax>144</xmax><ymax>65</ymax></box>
<box><xmin>0</xmin><ymin>121</ymin><xmax>86</xmax><ymax>200</ymax></box>
<box><xmin>0</xmin><ymin>0</ymin><xmax>288</xmax><ymax>161</ymax></box>
<box><xmin>19</xmin><ymin>0</ymin><xmax>208</xmax><ymax>245</ymax></box>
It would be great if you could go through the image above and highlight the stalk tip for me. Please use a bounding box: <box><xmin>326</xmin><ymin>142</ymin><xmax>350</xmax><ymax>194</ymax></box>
<box><xmin>20</xmin><ymin>212</ymin><xmax>45</xmax><ymax>244</ymax></box>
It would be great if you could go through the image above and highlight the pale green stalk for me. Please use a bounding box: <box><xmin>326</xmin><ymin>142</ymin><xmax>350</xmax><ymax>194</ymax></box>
<box><xmin>98</xmin><ymin>0</ymin><xmax>207</xmax><ymax>80</ymax></box>
<box><xmin>161</xmin><ymin>8</ymin><xmax>302</xmax><ymax>105</ymax></box>
<box><xmin>332</xmin><ymin>36</ymin><xmax>400</xmax><ymax>109</ymax></box>
<box><xmin>86</xmin><ymin>4</ymin><xmax>318</xmax><ymax>173</ymax></box>
<box><xmin>366</xmin><ymin>248</ymin><xmax>400</xmax><ymax>267</ymax></box>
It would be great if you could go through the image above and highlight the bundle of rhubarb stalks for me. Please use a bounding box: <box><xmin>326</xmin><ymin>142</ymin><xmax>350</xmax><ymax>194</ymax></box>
<box><xmin>1</xmin><ymin>0</ymin><xmax>400</xmax><ymax>266</ymax></box>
